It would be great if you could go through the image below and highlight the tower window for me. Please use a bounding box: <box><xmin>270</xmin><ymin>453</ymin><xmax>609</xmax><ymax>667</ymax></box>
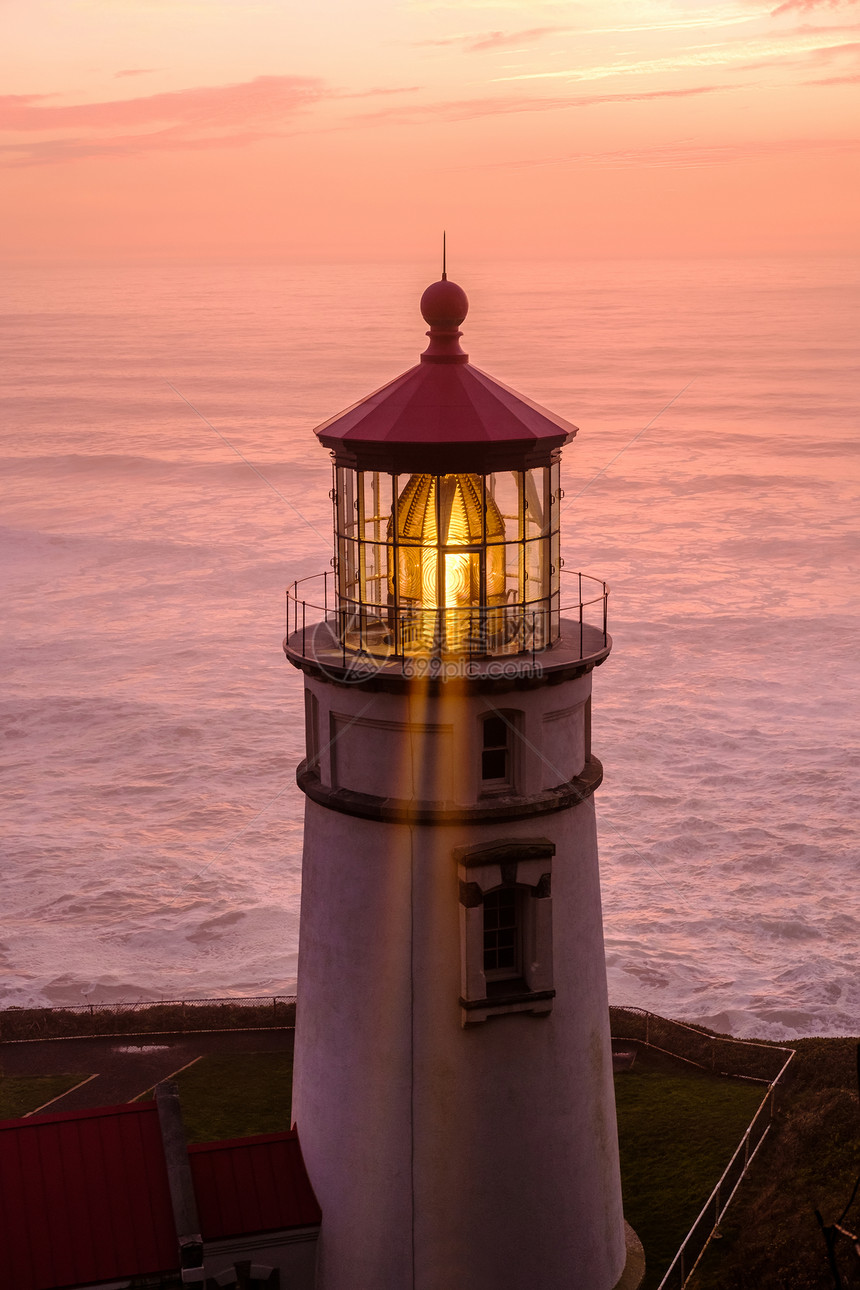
<box><xmin>481</xmin><ymin>714</ymin><xmax>509</xmax><ymax>783</ymax></box>
<box><xmin>483</xmin><ymin>887</ymin><xmax>520</xmax><ymax>978</ymax></box>
<box><xmin>457</xmin><ymin>839</ymin><xmax>556</xmax><ymax>1025</ymax></box>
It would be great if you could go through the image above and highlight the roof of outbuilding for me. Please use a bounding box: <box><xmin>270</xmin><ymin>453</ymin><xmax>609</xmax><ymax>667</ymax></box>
<box><xmin>314</xmin><ymin>278</ymin><xmax>577</xmax><ymax>473</ymax></box>
<box><xmin>0</xmin><ymin>1101</ymin><xmax>178</xmax><ymax>1290</ymax></box>
<box><xmin>0</xmin><ymin>1105</ymin><xmax>321</xmax><ymax>1290</ymax></box>
<box><xmin>189</xmin><ymin>1128</ymin><xmax>322</xmax><ymax>1239</ymax></box>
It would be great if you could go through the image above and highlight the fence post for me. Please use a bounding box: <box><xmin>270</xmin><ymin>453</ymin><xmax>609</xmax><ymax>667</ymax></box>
<box><xmin>645</xmin><ymin>1012</ymin><xmax>650</xmax><ymax>1047</ymax></box>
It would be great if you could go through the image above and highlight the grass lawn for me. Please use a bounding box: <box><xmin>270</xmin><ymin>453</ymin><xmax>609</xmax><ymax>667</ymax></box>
<box><xmin>169</xmin><ymin>1051</ymin><xmax>293</xmax><ymax>1144</ymax></box>
<box><xmin>614</xmin><ymin>1047</ymin><xmax>766</xmax><ymax>1289</ymax></box>
<box><xmin>0</xmin><ymin>1074</ymin><xmax>87</xmax><ymax>1119</ymax></box>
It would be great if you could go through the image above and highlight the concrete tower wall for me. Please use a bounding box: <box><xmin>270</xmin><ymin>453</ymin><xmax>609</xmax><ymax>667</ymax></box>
<box><xmin>292</xmin><ymin>665</ymin><xmax>627</xmax><ymax>1290</ymax></box>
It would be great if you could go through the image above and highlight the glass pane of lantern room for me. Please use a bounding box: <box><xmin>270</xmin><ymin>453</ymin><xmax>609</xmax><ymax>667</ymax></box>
<box><xmin>359</xmin><ymin>471</ymin><xmax>393</xmax><ymax>546</ymax></box>
<box><xmin>550</xmin><ymin>528</ymin><xmax>561</xmax><ymax>599</ymax></box>
<box><xmin>524</xmin><ymin>536</ymin><xmax>548</xmax><ymax>603</ymax></box>
<box><xmin>338</xmin><ymin>536</ymin><xmax>360</xmax><ymax>605</ymax></box>
<box><xmin>503</xmin><ymin>541</ymin><xmax>523</xmax><ymax>605</ymax></box>
<box><xmin>524</xmin><ymin>468</ymin><xmax>551</xmax><ymax>539</ymax></box>
<box><xmin>486</xmin><ymin>472</ymin><xmax>521</xmax><ymax>544</ymax></box>
<box><xmin>362</xmin><ymin>542</ymin><xmax>388</xmax><ymax>612</ymax></box>
<box><xmin>550</xmin><ymin>459</ymin><xmax>561</xmax><ymax>526</ymax></box>
<box><xmin>336</xmin><ymin>467</ymin><xmax>358</xmax><ymax>541</ymax></box>
<box><xmin>524</xmin><ymin>538</ymin><xmax>549</xmax><ymax>647</ymax></box>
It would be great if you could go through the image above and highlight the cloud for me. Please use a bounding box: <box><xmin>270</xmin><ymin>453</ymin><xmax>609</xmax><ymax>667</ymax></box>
<box><xmin>735</xmin><ymin>35</ymin><xmax>860</xmax><ymax>69</ymax></box>
<box><xmin>353</xmin><ymin>83</ymin><xmax>732</xmax><ymax>128</ymax></box>
<box><xmin>0</xmin><ymin>75</ymin><xmax>327</xmax><ymax>133</ymax></box>
<box><xmin>575</xmin><ymin>13</ymin><xmax>763</xmax><ymax>35</ymax></box>
<box><xmin>466</xmin><ymin>134</ymin><xmax>860</xmax><ymax>172</ymax></box>
<box><xmin>0</xmin><ymin>75</ymin><xmax>418</xmax><ymax>166</ymax></box>
<box><xmin>772</xmin><ymin>0</ymin><xmax>858</xmax><ymax>13</ymax></box>
<box><xmin>805</xmin><ymin>67</ymin><xmax>860</xmax><ymax>77</ymax></box>
<box><xmin>0</xmin><ymin>126</ymin><xmax>274</xmax><ymax>167</ymax></box>
<box><xmin>114</xmin><ymin>69</ymin><xmax>158</xmax><ymax>79</ymax></box>
<box><xmin>413</xmin><ymin>11</ymin><xmax>761</xmax><ymax>52</ymax></box>
<box><xmin>415</xmin><ymin>25</ymin><xmax>566</xmax><ymax>52</ymax></box>
<box><xmin>492</xmin><ymin>26</ymin><xmax>860</xmax><ymax>82</ymax></box>
<box><xmin>465</xmin><ymin>26</ymin><xmax>564</xmax><ymax>51</ymax></box>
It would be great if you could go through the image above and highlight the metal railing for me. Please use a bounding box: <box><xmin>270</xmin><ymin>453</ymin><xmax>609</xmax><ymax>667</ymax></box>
<box><xmin>610</xmin><ymin>1006</ymin><xmax>793</xmax><ymax>1084</ymax></box>
<box><xmin>0</xmin><ymin>995</ymin><xmax>297</xmax><ymax>1042</ymax></box>
<box><xmin>285</xmin><ymin>567</ymin><xmax>609</xmax><ymax>672</ymax></box>
<box><xmin>610</xmin><ymin>1007</ymin><xmax>796</xmax><ymax>1289</ymax></box>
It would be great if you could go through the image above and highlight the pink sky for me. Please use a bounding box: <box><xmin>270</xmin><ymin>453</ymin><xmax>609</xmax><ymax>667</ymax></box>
<box><xmin>2</xmin><ymin>0</ymin><xmax>858</xmax><ymax>260</ymax></box>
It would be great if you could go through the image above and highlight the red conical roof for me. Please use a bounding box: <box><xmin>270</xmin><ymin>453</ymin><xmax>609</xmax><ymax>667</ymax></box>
<box><xmin>314</xmin><ymin>278</ymin><xmax>577</xmax><ymax>473</ymax></box>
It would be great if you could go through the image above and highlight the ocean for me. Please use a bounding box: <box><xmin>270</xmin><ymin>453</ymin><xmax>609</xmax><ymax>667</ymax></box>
<box><xmin>1</xmin><ymin>257</ymin><xmax>858</xmax><ymax>1039</ymax></box>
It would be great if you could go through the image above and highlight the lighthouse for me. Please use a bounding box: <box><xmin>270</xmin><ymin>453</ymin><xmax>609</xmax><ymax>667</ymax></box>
<box><xmin>284</xmin><ymin>275</ymin><xmax>638</xmax><ymax>1289</ymax></box>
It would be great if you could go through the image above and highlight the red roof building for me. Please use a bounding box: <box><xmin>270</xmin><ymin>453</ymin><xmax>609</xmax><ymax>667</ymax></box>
<box><xmin>0</xmin><ymin>1092</ymin><xmax>320</xmax><ymax>1290</ymax></box>
<box><xmin>190</xmin><ymin>1132</ymin><xmax>321</xmax><ymax>1241</ymax></box>
<box><xmin>0</xmin><ymin>1102</ymin><xmax>177</xmax><ymax>1290</ymax></box>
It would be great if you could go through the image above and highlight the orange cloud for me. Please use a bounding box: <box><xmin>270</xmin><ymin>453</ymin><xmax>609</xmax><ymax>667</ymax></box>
<box><xmin>416</xmin><ymin>26</ymin><xmax>566</xmax><ymax>52</ymax></box>
<box><xmin>0</xmin><ymin>75</ymin><xmax>326</xmax><ymax>132</ymax></box>
<box><xmin>0</xmin><ymin>75</ymin><xmax>419</xmax><ymax>167</ymax></box>
<box><xmin>0</xmin><ymin>125</ymin><xmax>275</xmax><ymax>167</ymax></box>
<box><xmin>736</xmin><ymin>36</ymin><xmax>860</xmax><ymax>70</ymax></box>
<box><xmin>772</xmin><ymin>0</ymin><xmax>858</xmax><ymax>12</ymax></box>
<box><xmin>114</xmin><ymin>69</ymin><xmax>157</xmax><ymax>79</ymax></box>
<box><xmin>353</xmin><ymin>83</ymin><xmax>732</xmax><ymax>128</ymax></box>
<box><xmin>464</xmin><ymin>134</ymin><xmax>860</xmax><ymax>172</ymax></box>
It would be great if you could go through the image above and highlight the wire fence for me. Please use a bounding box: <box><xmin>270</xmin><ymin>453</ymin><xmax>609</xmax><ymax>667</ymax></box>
<box><xmin>0</xmin><ymin>995</ymin><xmax>297</xmax><ymax>1043</ymax></box>
<box><xmin>610</xmin><ymin>1005</ymin><xmax>793</xmax><ymax>1084</ymax></box>
<box><xmin>610</xmin><ymin>1006</ymin><xmax>796</xmax><ymax>1289</ymax></box>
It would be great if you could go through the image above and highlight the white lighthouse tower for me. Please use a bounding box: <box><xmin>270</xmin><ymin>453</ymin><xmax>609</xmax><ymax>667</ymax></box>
<box><xmin>285</xmin><ymin>276</ymin><xmax>640</xmax><ymax>1289</ymax></box>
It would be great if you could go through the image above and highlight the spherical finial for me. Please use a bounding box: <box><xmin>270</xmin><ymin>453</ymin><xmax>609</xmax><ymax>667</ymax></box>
<box><xmin>420</xmin><ymin>279</ymin><xmax>469</xmax><ymax>329</ymax></box>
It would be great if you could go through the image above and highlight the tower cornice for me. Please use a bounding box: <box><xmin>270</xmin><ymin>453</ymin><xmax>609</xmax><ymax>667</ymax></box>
<box><xmin>296</xmin><ymin>754</ymin><xmax>603</xmax><ymax>825</ymax></box>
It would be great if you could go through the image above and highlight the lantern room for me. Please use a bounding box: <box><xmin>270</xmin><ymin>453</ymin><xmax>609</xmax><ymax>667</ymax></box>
<box><xmin>313</xmin><ymin>278</ymin><xmax>576</xmax><ymax>659</ymax></box>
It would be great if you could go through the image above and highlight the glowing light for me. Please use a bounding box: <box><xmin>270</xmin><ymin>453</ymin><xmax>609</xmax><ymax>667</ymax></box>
<box><xmin>391</xmin><ymin>472</ymin><xmax>507</xmax><ymax>648</ymax></box>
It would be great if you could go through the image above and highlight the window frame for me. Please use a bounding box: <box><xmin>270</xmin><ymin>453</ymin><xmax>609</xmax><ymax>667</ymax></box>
<box><xmin>482</xmin><ymin>885</ymin><xmax>524</xmax><ymax>985</ymax></box>
<box><xmin>456</xmin><ymin>838</ymin><xmax>555</xmax><ymax>1025</ymax></box>
<box><xmin>479</xmin><ymin>709</ymin><xmax>520</xmax><ymax>796</ymax></box>
<box><xmin>304</xmin><ymin>689</ymin><xmax>320</xmax><ymax>773</ymax></box>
